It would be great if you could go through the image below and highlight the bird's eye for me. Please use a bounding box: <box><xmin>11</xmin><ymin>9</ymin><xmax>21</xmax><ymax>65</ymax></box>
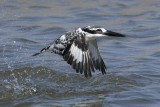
<box><xmin>97</xmin><ymin>29</ymin><xmax>102</xmax><ymax>31</ymax></box>
<box><xmin>96</xmin><ymin>29</ymin><xmax>102</xmax><ymax>34</ymax></box>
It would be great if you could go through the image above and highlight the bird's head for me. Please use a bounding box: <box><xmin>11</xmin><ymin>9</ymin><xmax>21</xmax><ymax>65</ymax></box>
<box><xmin>81</xmin><ymin>26</ymin><xmax>126</xmax><ymax>37</ymax></box>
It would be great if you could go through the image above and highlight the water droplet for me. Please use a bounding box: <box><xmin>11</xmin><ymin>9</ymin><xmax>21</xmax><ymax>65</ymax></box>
<box><xmin>31</xmin><ymin>87</ymin><xmax>37</xmax><ymax>92</ymax></box>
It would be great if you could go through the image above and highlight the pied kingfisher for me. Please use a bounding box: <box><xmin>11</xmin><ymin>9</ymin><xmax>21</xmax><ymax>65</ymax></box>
<box><xmin>33</xmin><ymin>26</ymin><xmax>125</xmax><ymax>77</ymax></box>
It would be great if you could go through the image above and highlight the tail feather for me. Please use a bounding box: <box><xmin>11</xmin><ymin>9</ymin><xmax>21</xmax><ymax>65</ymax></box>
<box><xmin>32</xmin><ymin>46</ymin><xmax>50</xmax><ymax>56</ymax></box>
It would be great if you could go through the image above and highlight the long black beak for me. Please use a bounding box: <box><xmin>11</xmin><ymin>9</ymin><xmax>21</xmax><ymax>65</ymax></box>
<box><xmin>104</xmin><ymin>30</ymin><xmax>126</xmax><ymax>37</ymax></box>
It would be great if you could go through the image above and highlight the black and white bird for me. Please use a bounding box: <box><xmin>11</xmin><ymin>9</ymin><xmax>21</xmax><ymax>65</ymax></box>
<box><xmin>33</xmin><ymin>26</ymin><xmax>125</xmax><ymax>77</ymax></box>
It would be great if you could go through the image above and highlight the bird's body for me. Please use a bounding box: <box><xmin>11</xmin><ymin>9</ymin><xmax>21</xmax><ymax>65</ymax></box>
<box><xmin>33</xmin><ymin>26</ymin><xmax>125</xmax><ymax>77</ymax></box>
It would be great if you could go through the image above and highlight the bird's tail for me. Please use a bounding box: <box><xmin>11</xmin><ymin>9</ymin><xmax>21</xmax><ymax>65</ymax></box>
<box><xmin>32</xmin><ymin>46</ymin><xmax>50</xmax><ymax>56</ymax></box>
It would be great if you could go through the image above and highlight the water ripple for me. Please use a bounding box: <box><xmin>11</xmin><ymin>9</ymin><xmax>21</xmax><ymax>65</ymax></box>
<box><xmin>0</xmin><ymin>0</ymin><xmax>160</xmax><ymax>106</ymax></box>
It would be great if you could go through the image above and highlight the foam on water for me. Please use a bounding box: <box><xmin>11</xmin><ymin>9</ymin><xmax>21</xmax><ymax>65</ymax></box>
<box><xmin>0</xmin><ymin>0</ymin><xmax>160</xmax><ymax>106</ymax></box>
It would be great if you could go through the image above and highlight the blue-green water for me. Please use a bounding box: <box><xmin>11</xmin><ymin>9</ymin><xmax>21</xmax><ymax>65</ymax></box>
<box><xmin>0</xmin><ymin>0</ymin><xmax>160</xmax><ymax>107</ymax></box>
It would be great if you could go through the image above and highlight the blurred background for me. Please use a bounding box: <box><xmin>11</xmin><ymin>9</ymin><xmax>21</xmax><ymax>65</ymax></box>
<box><xmin>0</xmin><ymin>0</ymin><xmax>160</xmax><ymax>107</ymax></box>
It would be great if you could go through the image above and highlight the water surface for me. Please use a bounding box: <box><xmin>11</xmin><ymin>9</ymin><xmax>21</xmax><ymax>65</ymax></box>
<box><xmin>0</xmin><ymin>0</ymin><xmax>160</xmax><ymax>107</ymax></box>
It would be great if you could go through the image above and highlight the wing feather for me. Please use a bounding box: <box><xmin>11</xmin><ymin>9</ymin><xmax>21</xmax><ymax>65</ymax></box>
<box><xmin>88</xmin><ymin>39</ymin><xmax>107</xmax><ymax>74</ymax></box>
<box><xmin>63</xmin><ymin>36</ymin><xmax>106</xmax><ymax>77</ymax></box>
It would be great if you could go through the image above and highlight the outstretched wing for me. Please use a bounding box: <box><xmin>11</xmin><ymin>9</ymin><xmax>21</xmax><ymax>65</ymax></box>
<box><xmin>88</xmin><ymin>39</ymin><xmax>107</xmax><ymax>74</ymax></box>
<box><xmin>63</xmin><ymin>35</ymin><xmax>106</xmax><ymax>77</ymax></box>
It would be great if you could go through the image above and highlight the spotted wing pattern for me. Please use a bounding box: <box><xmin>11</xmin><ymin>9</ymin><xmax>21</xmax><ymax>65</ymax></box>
<box><xmin>49</xmin><ymin>31</ymin><xmax>81</xmax><ymax>55</ymax></box>
<box><xmin>63</xmin><ymin>35</ymin><xmax>107</xmax><ymax>77</ymax></box>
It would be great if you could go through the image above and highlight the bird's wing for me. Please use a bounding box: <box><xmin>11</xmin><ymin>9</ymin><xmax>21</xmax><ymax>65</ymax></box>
<box><xmin>63</xmin><ymin>35</ymin><xmax>106</xmax><ymax>77</ymax></box>
<box><xmin>49</xmin><ymin>34</ymin><xmax>69</xmax><ymax>55</ymax></box>
<box><xmin>88</xmin><ymin>39</ymin><xmax>107</xmax><ymax>74</ymax></box>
